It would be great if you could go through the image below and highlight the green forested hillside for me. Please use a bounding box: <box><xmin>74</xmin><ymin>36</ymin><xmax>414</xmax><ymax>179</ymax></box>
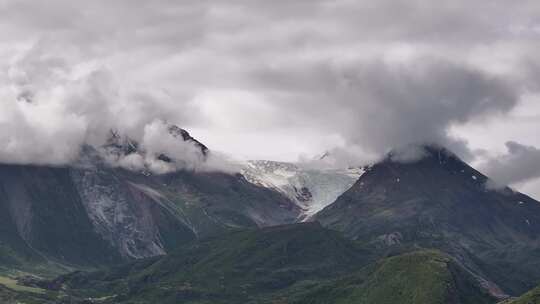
<box><xmin>34</xmin><ymin>224</ymin><xmax>495</xmax><ymax>304</ymax></box>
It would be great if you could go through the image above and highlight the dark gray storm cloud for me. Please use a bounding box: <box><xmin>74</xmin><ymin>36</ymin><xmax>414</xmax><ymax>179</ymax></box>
<box><xmin>0</xmin><ymin>0</ymin><xmax>539</xmax><ymax>186</ymax></box>
<box><xmin>250</xmin><ymin>58</ymin><xmax>519</xmax><ymax>161</ymax></box>
<box><xmin>481</xmin><ymin>141</ymin><xmax>540</xmax><ymax>187</ymax></box>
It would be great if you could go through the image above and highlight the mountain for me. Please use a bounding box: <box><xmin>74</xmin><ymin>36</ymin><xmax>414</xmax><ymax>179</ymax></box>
<box><xmin>0</xmin><ymin>126</ymin><xmax>300</xmax><ymax>274</ymax></box>
<box><xmin>316</xmin><ymin>145</ymin><xmax>540</xmax><ymax>296</ymax></box>
<box><xmin>242</xmin><ymin>160</ymin><xmax>365</xmax><ymax>220</ymax></box>
<box><xmin>4</xmin><ymin>131</ymin><xmax>540</xmax><ymax>303</ymax></box>
<box><xmin>27</xmin><ymin>223</ymin><xmax>494</xmax><ymax>304</ymax></box>
<box><xmin>166</xmin><ymin>125</ymin><xmax>210</xmax><ymax>156</ymax></box>
<box><xmin>101</xmin><ymin>124</ymin><xmax>209</xmax><ymax>170</ymax></box>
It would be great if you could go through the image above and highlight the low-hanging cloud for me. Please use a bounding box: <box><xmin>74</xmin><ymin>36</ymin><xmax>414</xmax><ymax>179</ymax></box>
<box><xmin>0</xmin><ymin>41</ymin><xmax>219</xmax><ymax>171</ymax></box>
<box><xmin>100</xmin><ymin>119</ymin><xmax>238</xmax><ymax>174</ymax></box>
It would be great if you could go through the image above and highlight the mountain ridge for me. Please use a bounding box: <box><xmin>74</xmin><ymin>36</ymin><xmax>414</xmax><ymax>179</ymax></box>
<box><xmin>0</xmin><ymin>126</ymin><xmax>301</xmax><ymax>274</ymax></box>
<box><xmin>3</xmin><ymin>139</ymin><xmax>540</xmax><ymax>302</ymax></box>
<box><xmin>316</xmin><ymin>145</ymin><xmax>540</xmax><ymax>296</ymax></box>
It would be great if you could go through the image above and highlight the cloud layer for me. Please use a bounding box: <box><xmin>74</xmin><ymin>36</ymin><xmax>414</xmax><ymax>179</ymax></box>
<box><xmin>0</xmin><ymin>0</ymin><xmax>539</xmax><ymax>191</ymax></box>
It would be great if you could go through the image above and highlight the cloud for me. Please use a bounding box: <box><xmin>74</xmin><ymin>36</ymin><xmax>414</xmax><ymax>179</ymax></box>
<box><xmin>0</xmin><ymin>0</ymin><xmax>538</xmax><ymax>181</ymax></box>
<box><xmin>480</xmin><ymin>141</ymin><xmax>540</xmax><ymax>187</ymax></box>
<box><xmin>0</xmin><ymin>42</ymin><xmax>207</xmax><ymax>169</ymax></box>
<box><xmin>138</xmin><ymin>120</ymin><xmax>238</xmax><ymax>173</ymax></box>
<box><xmin>250</xmin><ymin>57</ymin><xmax>519</xmax><ymax>162</ymax></box>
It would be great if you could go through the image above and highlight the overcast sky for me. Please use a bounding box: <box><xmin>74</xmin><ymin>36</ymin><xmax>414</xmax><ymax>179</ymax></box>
<box><xmin>1</xmin><ymin>0</ymin><xmax>540</xmax><ymax>198</ymax></box>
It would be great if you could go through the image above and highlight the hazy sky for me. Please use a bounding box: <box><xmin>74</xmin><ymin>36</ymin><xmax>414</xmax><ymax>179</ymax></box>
<box><xmin>1</xmin><ymin>0</ymin><xmax>540</xmax><ymax>197</ymax></box>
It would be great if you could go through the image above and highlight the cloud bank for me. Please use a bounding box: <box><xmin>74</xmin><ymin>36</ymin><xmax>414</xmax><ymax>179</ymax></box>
<box><xmin>0</xmin><ymin>0</ymin><xmax>539</xmax><ymax>187</ymax></box>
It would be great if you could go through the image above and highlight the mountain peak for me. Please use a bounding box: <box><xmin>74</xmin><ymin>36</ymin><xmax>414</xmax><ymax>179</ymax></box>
<box><xmin>167</xmin><ymin>124</ymin><xmax>209</xmax><ymax>156</ymax></box>
<box><xmin>317</xmin><ymin>142</ymin><xmax>540</xmax><ymax>295</ymax></box>
<box><xmin>98</xmin><ymin>124</ymin><xmax>210</xmax><ymax>173</ymax></box>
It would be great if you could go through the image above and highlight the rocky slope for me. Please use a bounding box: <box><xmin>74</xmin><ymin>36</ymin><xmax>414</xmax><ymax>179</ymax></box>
<box><xmin>0</xmin><ymin>126</ymin><xmax>301</xmax><ymax>273</ymax></box>
<box><xmin>316</xmin><ymin>146</ymin><xmax>540</xmax><ymax>296</ymax></box>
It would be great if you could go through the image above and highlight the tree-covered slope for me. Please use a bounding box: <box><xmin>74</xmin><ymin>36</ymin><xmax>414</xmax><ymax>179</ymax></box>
<box><xmin>41</xmin><ymin>223</ymin><xmax>494</xmax><ymax>304</ymax></box>
<box><xmin>52</xmin><ymin>223</ymin><xmax>370</xmax><ymax>303</ymax></box>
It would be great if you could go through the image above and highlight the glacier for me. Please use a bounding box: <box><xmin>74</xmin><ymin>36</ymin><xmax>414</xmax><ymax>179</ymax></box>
<box><xmin>242</xmin><ymin>160</ymin><xmax>366</xmax><ymax>220</ymax></box>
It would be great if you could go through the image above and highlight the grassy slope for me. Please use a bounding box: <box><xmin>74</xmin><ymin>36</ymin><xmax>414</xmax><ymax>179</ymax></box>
<box><xmin>50</xmin><ymin>224</ymin><xmax>494</xmax><ymax>304</ymax></box>
<box><xmin>291</xmin><ymin>250</ymin><xmax>494</xmax><ymax>304</ymax></box>
<box><xmin>505</xmin><ymin>285</ymin><xmax>540</xmax><ymax>304</ymax></box>
<box><xmin>57</xmin><ymin>222</ymin><xmax>373</xmax><ymax>303</ymax></box>
<box><xmin>0</xmin><ymin>278</ymin><xmax>57</xmax><ymax>304</ymax></box>
<box><xmin>0</xmin><ymin>276</ymin><xmax>46</xmax><ymax>294</ymax></box>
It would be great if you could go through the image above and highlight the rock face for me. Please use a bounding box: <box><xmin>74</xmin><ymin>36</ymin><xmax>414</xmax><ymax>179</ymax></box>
<box><xmin>0</xmin><ymin>127</ymin><xmax>301</xmax><ymax>270</ymax></box>
<box><xmin>66</xmin><ymin>164</ymin><xmax>301</xmax><ymax>261</ymax></box>
<box><xmin>69</xmin><ymin>167</ymin><xmax>192</xmax><ymax>259</ymax></box>
<box><xmin>316</xmin><ymin>146</ymin><xmax>540</xmax><ymax>296</ymax></box>
<box><xmin>242</xmin><ymin>160</ymin><xmax>365</xmax><ymax>220</ymax></box>
<box><xmin>167</xmin><ymin>125</ymin><xmax>209</xmax><ymax>156</ymax></box>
